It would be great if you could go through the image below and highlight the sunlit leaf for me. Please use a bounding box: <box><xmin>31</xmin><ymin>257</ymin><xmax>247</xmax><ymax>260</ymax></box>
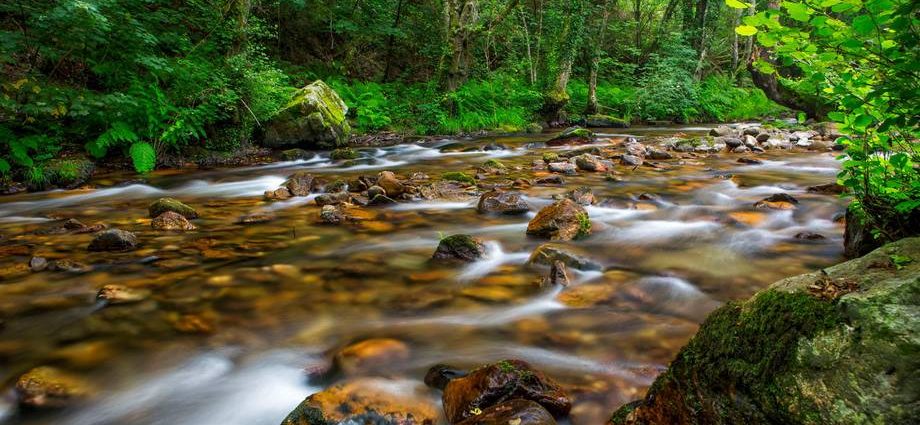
<box><xmin>735</xmin><ymin>25</ymin><xmax>758</xmax><ymax>36</ymax></box>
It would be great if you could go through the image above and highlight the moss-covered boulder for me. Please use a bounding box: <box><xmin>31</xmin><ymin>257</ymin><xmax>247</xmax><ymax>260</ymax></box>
<box><xmin>546</xmin><ymin>127</ymin><xmax>594</xmax><ymax>146</ymax></box>
<box><xmin>585</xmin><ymin>115</ymin><xmax>629</xmax><ymax>128</ymax></box>
<box><xmin>433</xmin><ymin>234</ymin><xmax>486</xmax><ymax>263</ymax></box>
<box><xmin>27</xmin><ymin>158</ymin><xmax>95</xmax><ymax>191</ymax></box>
<box><xmin>148</xmin><ymin>197</ymin><xmax>198</xmax><ymax>219</ymax></box>
<box><xmin>527</xmin><ymin>199</ymin><xmax>591</xmax><ymax>241</ymax></box>
<box><xmin>15</xmin><ymin>366</ymin><xmax>94</xmax><ymax>408</ymax></box>
<box><xmin>263</xmin><ymin>80</ymin><xmax>350</xmax><ymax>149</ymax></box>
<box><xmin>610</xmin><ymin>237</ymin><xmax>920</xmax><ymax>425</ymax></box>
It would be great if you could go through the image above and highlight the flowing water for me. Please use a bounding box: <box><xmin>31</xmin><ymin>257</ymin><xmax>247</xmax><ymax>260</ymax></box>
<box><xmin>0</xmin><ymin>125</ymin><xmax>847</xmax><ymax>424</ymax></box>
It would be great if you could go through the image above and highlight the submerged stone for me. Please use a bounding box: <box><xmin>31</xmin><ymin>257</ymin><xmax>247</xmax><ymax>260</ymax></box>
<box><xmin>15</xmin><ymin>366</ymin><xmax>94</xmax><ymax>408</ymax></box>
<box><xmin>87</xmin><ymin>229</ymin><xmax>138</xmax><ymax>252</ymax></box>
<box><xmin>477</xmin><ymin>190</ymin><xmax>530</xmax><ymax>215</ymax></box>
<box><xmin>610</xmin><ymin>237</ymin><xmax>920</xmax><ymax>425</ymax></box>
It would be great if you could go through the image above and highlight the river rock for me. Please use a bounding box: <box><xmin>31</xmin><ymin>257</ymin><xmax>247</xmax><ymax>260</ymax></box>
<box><xmin>376</xmin><ymin>171</ymin><xmax>405</xmax><ymax>197</ymax></box>
<box><xmin>443</xmin><ymin>359</ymin><xmax>571</xmax><ymax>423</ymax></box>
<box><xmin>742</xmin><ymin>127</ymin><xmax>761</xmax><ymax>136</ymax></box>
<box><xmin>457</xmin><ymin>399</ymin><xmax>557</xmax><ymax>425</ymax></box>
<box><xmin>754</xmin><ymin>193</ymin><xmax>799</xmax><ymax>210</ymax></box>
<box><xmin>333</xmin><ymin>338</ymin><xmax>410</xmax><ymax>376</ymax></box>
<box><xmin>547</xmin><ymin>162</ymin><xmax>577</xmax><ymax>175</ymax></box>
<box><xmin>96</xmin><ymin>285</ymin><xmax>148</xmax><ymax>305</ymax></box>
<box><xmin>584</xmin><ymin>114</ymin><xmax>628</xmax><ymax>128</ymax></box>
<box><xmin>264</xmin><ymin>187</ymin><xmax>293</xmax><ymax>200</ymax></box>
<box><xmin>567</xmin><ymin>186</ymin><xmax>597</xmax><ymax>206</ymax></box>
<box><xmin>314</xmin><ymin>192</ymin><xmax>351</xmax><ymax>206</ymax></box>
<box><xmin>148</xmin><ymin>198</ymin><xmax>198</xmax><ymax>219</ymax></box>
<box><xmin>319</xmin><ymin>205</ymin><xmax>346</xmax><ymax>224</ymax></box>
<box><xmin>755</xmin><ymin>132</ymin><xmax>770</xmax><ymax>143</ymax></box>
<box><xmin>280</xmin><ymin>148</ymin><xmax>311</xmax><ymax>161</ymax></box>
<box><xmin>610</xmin><ymin>237</ymin><xmax>920</xmax><ymax>425</ymax></box>
<box><xmin>721</xmin><ymin>137</ymin><xmax>743</xmax><ymax>150</ymax></box>
<box><xmin>424</xmin><ymin>364</ymin><xmax>468</xmax><ymax>391</ymax></box>
<box><xmin>151</xmin><ymin>211</ymin><xmax>196</xmax><ymax>231</ymax></box>
<box><xmin>49</xmin><ymin>259</ymin><xmax>92</xmax><ymax>273</ymax></box>
<box><xmin>843</xmin><ymin>207</ymin><xmax>882</xmax><ymax>258</ymax></box>
<box><xmin>87</xmin><ymin>229</ymin><xmax>138</xmax><ymax>252</ymax></box>
<box><xmin>807</xmin><ymin>182</ymin><xmax>847</xmax><ymax>195</ymax></box>
<box><xmin>478</xmin><ymin>191</ymin><xmax>529</xmax><ymax>215</ymax></box>
<box><xmin>236</xmin><ymin>211</ymin><xmax>275</xmax><ymax>224</ymax></box>
<box><xmin>527</xmin><ymin>199</ymin><xmax>590</xmax><ymax>241</ymax></box>
<box><xmin>646</xmin><ymin>148</ymin><xmax>672</xmax><ymax>160</ymax></box>
<box><xmin>281</xmin><ymin>378</ymin><xmax>439</xmax><ymax>425</ymax></box>
<box><xmin>15</xmin><ymin>366</ymin><xmax>93</xmax><ymax>408</ymax></box>
<box><xmin>546</xmin><ymin>127</ymin><xmax>593</xmax><ymax>146</ymax></box>
<box><xmin>620</xmin><ymin>154</ymin><xmax>643</xmax><ymax>167</ymax></box>
<box><xmin>737</xmin><ymin>157</ymin><xmax>763</xmax><ymax>165</ymax></box>
<box><xmin>528</xmin><ymin>244</ymin><xmax>602</xmax><ymax>271</ymax></box>
<box><xmin>263</xmin><ymin>80</ymin><xmax>350</xmax><ymax>149</ymax></box>
<box><xmin>572</xmin><ymin>154</ymin><xmax>607</xmax><ymax>172</ymax></box>
<box><xmin>284</xmin><ymin>171</ymin><xmax>316</xmax><ymax>196</ymax></box>
<box><xmin>433</xmin><ymin>234</ymin><xmax>486</xmax><ymax>262</ymax></box>
<box><xmin>545</xmin><ymin>261</ymin><xmax>570</xmax><ymax>287</ymax></box>
<box><xmin>29</xmin><ymin>257</ymin><xmax>48</xmax><ymax>272</ymax></box>
<box><xmin>709</xmin><ymin>125</ymin><xmax>733</xmax><ymax>137</ymax></box>
<box><xmin>536</xmin><ymin>175</ymin><xmax>565</xmax><ymax>185</ymax></box>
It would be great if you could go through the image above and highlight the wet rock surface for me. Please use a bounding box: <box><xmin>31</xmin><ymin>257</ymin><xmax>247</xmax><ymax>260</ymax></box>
<box><xmin>477</xmin><ymin>190</ymin><xmax>530</xmax><ymax>215</ymax></box>
<box><xmin>151</xmin><ymin>211</ymin><xmax>196</xmax><ymax>231</ymax></box>
<box><xmin>442</xmin><ymin>359</ymin><xmax>572</xmax><ymax>423</ymax></box>
<box><xmin>15</xmin><ymin>366</ymin><xmax>94</xmax><ymax>408</ymax></box>
<box><xmin>456</xmin><ymin>399</ymin><xmax>557</xmax><ymax>425</ymax></box>
<box><xmin>433</xmin><ymin>234</ymin><xmax>486</xmax><ymax>262</ymax></box>
<box><xmin>87</xmin><ymin>229</ymin><xmax>138</xmax><ymax>252</ymax></box>
<box><xmin>281</xmin><ymin>378</ymin><xmax>439</xmax><ymax>425</ymax></box>
<box><xmin>611</xmin><ymin>238</ymin><xmax>920</xmax><ymax>425</ymax></box>
<box><xmin>148</xmin><ymin>197</ymin><xmax>198</xmax><ymax>219</ymax></box>
<box><xmin>527</xmin><ymin>199</ymin><xmax>591</xmax><ymax>241</ymax></box>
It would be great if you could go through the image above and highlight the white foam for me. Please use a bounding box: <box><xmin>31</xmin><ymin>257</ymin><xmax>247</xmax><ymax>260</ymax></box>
<box><xmin>611</xmin><ymin>220</ymin><xmax>721</xmax><ymax>244</ymax></box>
<box><xmin>458</xmin><ymin>241</ymin><xmax>529</xmax><ymax>281</ymax></box>
<box><xmin>389</xmin><ymin>200</ymin><xmax>474</xmax><ymax>211</ymax></box>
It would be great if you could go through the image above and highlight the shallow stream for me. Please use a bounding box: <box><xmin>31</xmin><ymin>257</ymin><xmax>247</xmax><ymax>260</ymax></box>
<box><xmin>0</xmin><ymin>125</ymin><xmax>847</xmax><ymax>424</ymax></box>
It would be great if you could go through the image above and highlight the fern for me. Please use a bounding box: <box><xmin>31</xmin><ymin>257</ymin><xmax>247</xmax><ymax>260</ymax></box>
<box><xmin>87</xmin><ymin>122</ymin><xmax>139</xmax><ymax>158</ymax></box>
<box><xmin>129</xmin><ymin>141</ymin><xmax>156</xmax><ymax>173</ymax></box>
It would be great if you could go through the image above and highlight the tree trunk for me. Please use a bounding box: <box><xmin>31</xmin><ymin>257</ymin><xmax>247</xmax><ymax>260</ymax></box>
<box><xmin>731</xmin><ymin>8</ymin><xmax>740</xmax><ymax>78</ymax></box>
<box><xmin>585</xmin><ymin>56</ymin><xmax>598</xmax><ymax>115</ymax></box>
<box><xmin>382</xmin><ymin>0</ymin><xmax>405</xmax><ymax>81</ymax></box>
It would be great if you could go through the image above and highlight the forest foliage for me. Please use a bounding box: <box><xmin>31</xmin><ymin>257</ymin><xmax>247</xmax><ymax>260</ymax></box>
<box><xmin>0</xmin><ymin>0</ymin><xmax>917</xmax><ymax>235</ymax></box>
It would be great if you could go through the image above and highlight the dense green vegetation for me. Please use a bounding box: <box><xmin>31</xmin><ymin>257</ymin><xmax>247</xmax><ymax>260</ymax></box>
<box><xmin>737</xmin><ymin>0</ymin><xmax>918</xmax><ymax>242</ymax></box>
<box><xmin>0</xmin><ymin>0</ymin><xmax>916</xmax><ymax>240</ymax></box>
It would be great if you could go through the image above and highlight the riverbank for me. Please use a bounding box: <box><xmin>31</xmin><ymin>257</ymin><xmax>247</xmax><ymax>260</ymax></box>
<box><xmin>0</xmin><ymin>123</ymin><xmax>850</xmax><ymax>425</ymax></box>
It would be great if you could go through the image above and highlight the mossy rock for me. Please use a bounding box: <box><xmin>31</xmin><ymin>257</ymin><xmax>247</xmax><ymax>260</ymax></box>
<box><xmin>263</xmin><ymin>80</ymin><xmax>351</xmax><ymax>149</ymax></box>
<box><xmin>329</xmin><ymin>147</ymin><xmax>358</xmax><ymax>160</ymax></box>
<box><xmin>611</xmin><ymin>237</ymin><xmax>920</xmax><ymax>425</ymax></box>
<box><xmin>547</xmin><ymin>126</ymin><xmax>594</xmax><ymax>146</ymax></box>
<box><xmin>148</xmin><ymin>198</ymin><xmax>198</xmax><ymax>219</ymax></box>
<box><xmin>584</xmin><ymin>114</ymin><xmax>629</xmax><ymax>128</ymax></box>
<box><xmin>433</xmin><ymin>234</ymin><xmax>486</xmax><ymax>262</ymax></box>
<box><xmin>526</xmin><ymin>123</ymin><xmax>544</xmax><ymax>134</ymax></box>
<box><xmin>441</xmin><ymin>172</ymin><xmax>476</xmax><ymax>185</ymax></box>
<box><xmin>27</xmin><ymin>158</ymin><xmax>95</xmax><ymax>191</ymax></box>
<box><xmin>542</xmin><ymin>152</ymin><xmax>559</xmax><ymax>163</ymax></box>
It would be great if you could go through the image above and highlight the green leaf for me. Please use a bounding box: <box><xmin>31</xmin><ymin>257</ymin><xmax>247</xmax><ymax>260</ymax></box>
<box><xmin>783</xmin><ymin>2</ymin><xmax>812</xmax><ymax>22</ymax></box>
<box><xmin>831</xmin><ymin>2</ymin><xmax>855</xmax><ymax>12</ymax></box>
<box><xmin>853</xmin><ymin>114</ymin><xmax>874</xmax><ymax>131</ymax></box>
<box><xmin>725</xmin><ymin>0</ymin><xmax>751</xmax><ymax>9</ymax></box>
<box><xmin>735</xmin><ymin>25</ymin><xmax>758</xmax><ymax>36</ymax></box>
<box><xmin>852</xmin><ymin>15</ymin><xmax>874</xmax><ymax>35</ymax></box>
<box><xmin>827</xmin><ymin>111</ymin><xmax>846</xmax><ymax>122</ymax></box>
<box><xmin>129</xmin><ymin>142</ymin><xmax>156</xmax><ymax>173</ymax></box>
<box><xmin>0</xmin><ymin>158</ymin><xmax>9</xmax><ymax>175</ymax></box>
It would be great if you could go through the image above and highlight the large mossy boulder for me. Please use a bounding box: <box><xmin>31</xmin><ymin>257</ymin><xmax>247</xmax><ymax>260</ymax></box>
<box><xmin>263</xmin><ymin>80</ymin><xmax>350</xmax><ymax>149</ymax></box>
<box><xmin>610</xmin><ymin>237</ymin><xmax>920</xmax><ymax>425</ymax></box>
<box><xmin>584</xmin><ymin>114</ymin><xmax>629</xmax><ymax>128</ymax></box>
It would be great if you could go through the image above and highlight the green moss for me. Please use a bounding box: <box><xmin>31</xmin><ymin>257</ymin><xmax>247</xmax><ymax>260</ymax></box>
<box><xmin>576</xmin><ymin>212</ymin><xmax>591</xmax><ymax>239</ymax></box>
<box><xmin>542</xmin><ymin>152</ymin><xmax>559</xmax><ymax>163</ymax></box>
<box><xmin>441</xmin><ymin>172</ymin><xmax>475</xmax><ymax>185</ymax></box>
<box><xmin>330</xmin><ymin>147</ymin><xmax>358</xmax><ymax>160</ymax></box>
<box><xmin>440</xmin><ymin>234</ymin><xmax>481</xmax><ymax>252</ymax></box>
<box><xmin>483</xmin><ymin>159</ymin><xmax>505</xmax><ymax>169</ymax></box>
<box><xmin>644</xmin><ymin>289</ymin><xmax>844</xmax><ymax>423</ymax></box>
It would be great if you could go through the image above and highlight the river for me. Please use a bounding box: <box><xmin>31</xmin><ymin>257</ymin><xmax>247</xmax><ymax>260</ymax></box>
<box><xmin>0</xmin><ymin>125</ymin><xmax>846</xmax><ymax>424</ymax></box>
